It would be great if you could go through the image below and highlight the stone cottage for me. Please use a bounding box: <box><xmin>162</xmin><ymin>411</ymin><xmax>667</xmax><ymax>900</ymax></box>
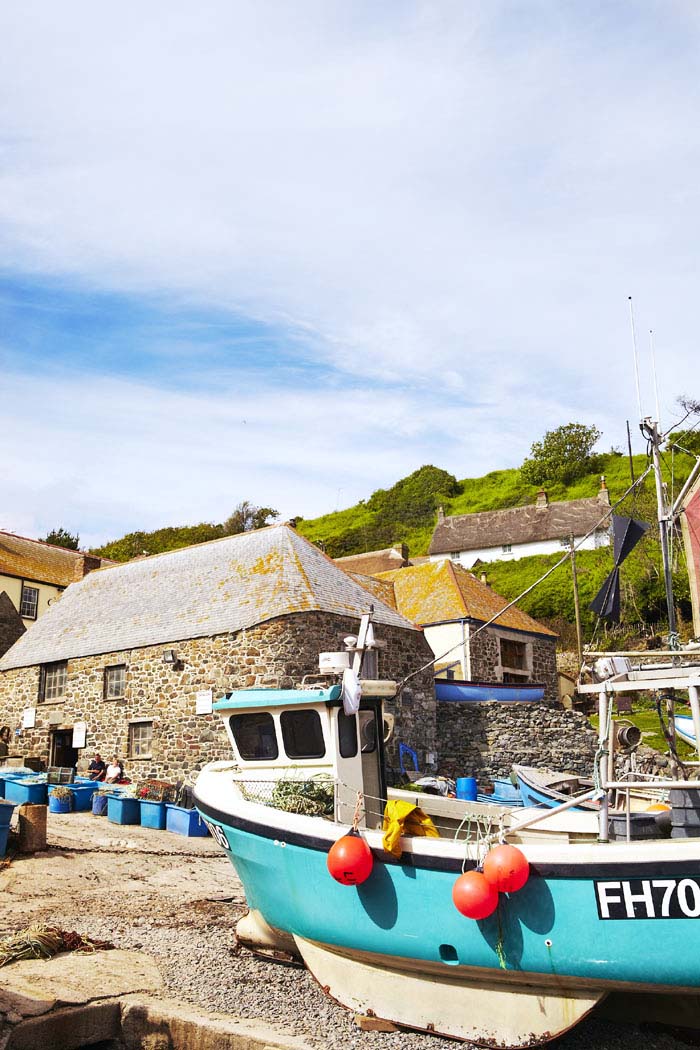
<box><xmin>0</xmin><ymin>525</ymin><xmax>435</xmax><ymax>780</ymax></box>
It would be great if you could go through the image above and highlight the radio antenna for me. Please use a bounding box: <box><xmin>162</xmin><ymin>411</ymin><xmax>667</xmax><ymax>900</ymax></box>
<box><xmin>649</xmin><ymin>328</ymin><xmax>661</xmax><ymax>427</ymax></box>
<box><xmin>628</xmin><ymin>296</ymin><xmax>643</xmax><ymax>422</ymax></box>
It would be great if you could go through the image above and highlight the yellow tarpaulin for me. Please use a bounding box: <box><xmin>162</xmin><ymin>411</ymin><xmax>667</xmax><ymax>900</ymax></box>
<box><xmin>382</xmin><ymin>799</ymin><xmax>440</xmax><ymax>859</ymax></box>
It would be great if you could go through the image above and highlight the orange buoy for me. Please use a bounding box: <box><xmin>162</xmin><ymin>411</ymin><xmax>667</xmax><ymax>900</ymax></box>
<box><xmin>646</xmin><ymin>802</ymin><xmax>671</xmax><ymax>812</ymax></box>
<box><xmin>452</xmin><ymin>870</ymin><xmax>499</xmax><ymax>919</ymax></box>
<box><xmin>327</xmin><ymin>831</ymin><xmax>373</xmax><ymax>885</ymax></box>
<box><xmin>483</xmin><ymin>844</ymin><xmax>529</xmax><ymax>894</ymax></box>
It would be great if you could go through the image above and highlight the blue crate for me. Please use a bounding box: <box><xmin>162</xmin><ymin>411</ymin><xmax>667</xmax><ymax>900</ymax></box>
<box><xmin>165</xmin><ymin>804</ymin><xmax>209</xmax><ymax>837</ymax></box>
<box><xmin>0</xmin><ymin>800</ymin><xmax>16</xmax><ymax>828</ymax></box>
<box><xmin>4</xmin><ymin>780</ymin><xmax>48</xmax><ymax>806</ymax></box>
<box><xmin>49</xmin><ymin>793</ymin><xmax>72</xmax><ymax>814</ymax></box>
<box><xmin>140</xmin><ymin>800</ymin><xmax>167</xmax><ymax>830</ymax></box>
<box><xmin>92</xmin><ymin>793</ymin><xmax>108</xmax><ymax>816</ymax></box>
<box><xmin>107</xmin><ymin>796</ymin><xmax>141</xmax><ymax>825</ymax></box>
<box><xmin>0</xmin><ymin>827</ymin><xmax>9</xmax><ymax>857</ymax></box>
<box><xmin>69</xmin><ymin>784</ymin><xmax>100</xmax><ymax>811</ymax></box>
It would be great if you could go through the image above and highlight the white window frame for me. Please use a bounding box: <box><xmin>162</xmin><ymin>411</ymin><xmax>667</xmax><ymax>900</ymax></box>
<box><xmin>20</xmin><ymin>584</ymin><xmax>39</xmax><ymax>619</ymax></box>
<box><xmin>501</xmin><ymin>544</ymin><xmax>512</xmax><ymax>554</ymax></box>
<box><xmin>41</xmin><ymin>662</ymin><xmax>67</xmax><ymax>701</ymax></box>
<box><xmin>104</xmin><ymin>664</ymin><xmax>126</xmax><ymax>700</ymax></box>
<box><xmin>128</xmin><ymin>720</ymin><xmax>153</xmax><ymax>758</ymax></box>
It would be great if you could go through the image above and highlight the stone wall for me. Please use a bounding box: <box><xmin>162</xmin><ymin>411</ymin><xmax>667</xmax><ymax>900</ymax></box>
<box><xmin>469</xmin><ymin>627</ymin><xmax>559</xmax><ymax>702</ymax></box>
<box><xmin>0</xmin><ymin>612</ymin><xmax>435</xmax><ymax>781</ymax></box>
<box><xmin>437</xmin><ymin>700</ymin><xmax>598</xmax><ymax>785</ymax></box>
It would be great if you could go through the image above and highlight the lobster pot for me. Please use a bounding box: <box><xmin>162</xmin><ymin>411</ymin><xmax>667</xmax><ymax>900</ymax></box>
<box><xmin>670</xmin><ymin>788</ymin><xmax>700</xmax><ymax>838</ymax></box>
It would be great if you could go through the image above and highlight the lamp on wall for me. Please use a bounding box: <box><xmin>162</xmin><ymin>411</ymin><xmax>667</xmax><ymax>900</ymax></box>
<box><xmin>162</xmin><ymin>649</ymin><xmax>179</xmax><ymax>668</ymax></box>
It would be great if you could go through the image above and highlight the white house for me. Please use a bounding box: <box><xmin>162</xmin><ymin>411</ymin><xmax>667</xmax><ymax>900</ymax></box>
<box><xmin>429</xmin><ymin>482</ymin><xmax>611</xmax><ymax>568</ymax></box>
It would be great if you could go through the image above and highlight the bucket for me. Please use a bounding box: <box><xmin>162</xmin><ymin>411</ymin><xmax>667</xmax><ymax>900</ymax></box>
<box><xmin>92</xmin><ymin>793</ymin><xmax>109</xmax><ymax>816</ymax></box>
<box><xmin>49</xmin><ymin>794</ymin><xmax>72</xmax><ymax>814</ymax></box>
<box><xmin>456</xmin><ymin>777</ymin><xmax>478</xmax><ymax>801</ymax></box>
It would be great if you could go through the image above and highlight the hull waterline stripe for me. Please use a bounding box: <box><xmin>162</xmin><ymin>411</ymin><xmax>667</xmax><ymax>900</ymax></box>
<box><xmin>194</xmin><ymin>794</ymin><xmax>700</xmax><ymax>879</ymax></box>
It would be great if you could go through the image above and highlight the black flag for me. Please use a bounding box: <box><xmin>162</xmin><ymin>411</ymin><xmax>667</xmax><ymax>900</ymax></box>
<box><xmin>589</xmin><ymin>516</ymin><xmax>649</xmax><ymax>623</ymax></box>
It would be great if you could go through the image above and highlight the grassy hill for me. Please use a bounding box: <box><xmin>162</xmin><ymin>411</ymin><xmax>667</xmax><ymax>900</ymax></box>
<box><xmin>91</xmin><ymin>450</ymin><xmax>696</xmax><ymax>641</ymax></box>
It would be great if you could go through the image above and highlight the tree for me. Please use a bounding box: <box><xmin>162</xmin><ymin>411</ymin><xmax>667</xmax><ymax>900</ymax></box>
<box><xmin>520</xmin><ymin>423</ymin><xmax>602</xmax><ymax>486</ymax></box>
<box><xmin>223</xmin><ymin>502</ymin><xmax>279</xmax><ymax>535</ymax></box>
<box><xmin>667</xmin><ymin>429</ymin><xmax>700</xmax><ymax>456</ymax></box>
<box><xmin>42</xmin><ymin>527</ymin><xmax>80</xmax><ymax>550</ymax></box>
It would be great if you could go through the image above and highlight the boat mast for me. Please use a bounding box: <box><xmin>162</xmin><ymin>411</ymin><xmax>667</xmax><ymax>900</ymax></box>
<box><xmin>643</xmin><ymin>417</ymin><xmax>679</xmax><ymax>650</ymax></box>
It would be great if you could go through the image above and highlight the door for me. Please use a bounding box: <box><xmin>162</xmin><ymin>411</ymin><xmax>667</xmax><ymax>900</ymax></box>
<box><xmin>50</xmin><ymin>730</ymin><xmax>79</xmax><ymax>769</ymax></box>
<box><xmin>358</xmin><ymin>701</ymin><xmax>387</xmax><ymax>829</ymax></box>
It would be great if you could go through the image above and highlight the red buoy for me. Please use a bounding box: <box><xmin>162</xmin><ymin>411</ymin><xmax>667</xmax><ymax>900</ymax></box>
<box><xmin>327</xmin><ymin>831</ymin><xmax>373</xmax><ymax>885</ymax></box>
<box><xmin>452</xmin><ymin>870</ymin><xmax>499</xmax><ymax>919</ymax></box>
<box><xmin>483</xmin><ymin>844</ymin><xmax>529</xmax><ymax>894</ymax></box>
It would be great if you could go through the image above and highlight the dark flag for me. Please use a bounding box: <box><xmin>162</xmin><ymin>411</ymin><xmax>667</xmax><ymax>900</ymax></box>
<box><xmin>589</xmin><ymin>516</ymin><xmax>650</xmax><ymax>623</ymax></box>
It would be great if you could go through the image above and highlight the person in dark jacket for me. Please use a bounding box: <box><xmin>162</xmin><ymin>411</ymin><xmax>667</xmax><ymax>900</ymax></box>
<box><xmin>88</xmin><ymin>753</ymin><xmax>107</xmax><ymax>780</ymax></box>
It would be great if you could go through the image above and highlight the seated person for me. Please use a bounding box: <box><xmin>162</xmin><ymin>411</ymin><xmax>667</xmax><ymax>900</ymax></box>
<box><xmin>104</xmin><ymin>755</ymin><xmax>124</xmax><ymax>783</ymax></box>
<box><xmin>88</xmin><ymin>753</ymin><xmax>107</xmax><ymax>781</ymax></box>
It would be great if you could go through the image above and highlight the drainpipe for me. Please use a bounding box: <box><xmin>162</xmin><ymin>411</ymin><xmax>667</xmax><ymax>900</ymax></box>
<box><xmin>462</xmin><ymin>621</ymin><xmax>471</xmax><ymax>680</ymax></box>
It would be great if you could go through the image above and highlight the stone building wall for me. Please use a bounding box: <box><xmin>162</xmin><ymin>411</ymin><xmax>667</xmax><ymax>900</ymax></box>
<box><xmin>437</xmin><ymin>700</ymin><xmax>598</xmax><ymax>785</ymax></box>
<box><xmin>469</xmin><ymin>627</ymin><xmax>558</xmax><ymax>702</ymax></box>
<box><xmin>0</xmin><ymin>612</ymin><xmax>435</xmax><ymax>781</ymax></box>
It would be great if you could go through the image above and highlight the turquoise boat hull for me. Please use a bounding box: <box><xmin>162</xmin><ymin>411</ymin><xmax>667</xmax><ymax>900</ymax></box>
<box><xmin>195</xmin><ymin>796</ymin><xmax>700</xmax><ymax>991</ymax></box>
<box><xmin>435</xmin><ymin>679</ymin><xmax>545</xmax><ymax>702</ymax></box>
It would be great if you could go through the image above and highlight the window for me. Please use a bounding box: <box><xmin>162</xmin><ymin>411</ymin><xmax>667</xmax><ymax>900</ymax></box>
<box><xmin>39</xmin><ymin>661</ymin><xmax>67</xmax><ymax>701</ymax></box>
<box><xmin>129</xmin><ymin>721</ymin><xmax>153</xmax><ymax>758</ymax></box>
<box><xmin>358</xmin><ymin>710</ymin><xmax>377</xmax><ymax>753</ymax></box>
<box><xmin>499</xmin><ymin>637</ymin><xmax>531</xmax><ymax>682</ymax></box>
<box><xmin>20</xmin><ymin>584</ymin><xmax>39</xmax><ymax>619</ymax></box>
<box><xmin>501</xmin><ymin>544</ymin><xmax>512</xmax><ymax>554</ymax></box>
<box><xmin>104</xmin><ymin>664</ymin><xmax>126</xmax><ymax>700</ymax></box>
<box><xmin>280</xmin><ymin>710</ymin><xmax>325</xmax><ymax>759</ymax></box>
<box><xmin>338</xmin><ymin>710</ymin><xmax>358</xmax><ymax>758</ymax></box>
<box><xmin>230</xmin><ymin>712</ymin><xmax>279</xmax><ymax>761</ymax></box>
<box><xmin>560</xmin><ymin>536</ymin><xmax>572</xmax><ymax>548</ymax></box>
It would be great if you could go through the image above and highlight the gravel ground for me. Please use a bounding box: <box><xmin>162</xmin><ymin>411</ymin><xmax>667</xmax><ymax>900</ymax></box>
<box><xmin>0</xmin><ymin>811</ymin><xmax>695</xmax><ymax>1050</ymax></box>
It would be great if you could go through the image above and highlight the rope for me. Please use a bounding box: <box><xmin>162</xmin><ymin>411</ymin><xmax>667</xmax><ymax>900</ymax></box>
<box><xmin>351</xmin><ymin>791</ymin><xmax>364</xmax><ymax>832</ymax></box>
<box><xmin>396</xmin><ymin>464</ymin><xmax>654</xmax><ymax>692</ymax></box>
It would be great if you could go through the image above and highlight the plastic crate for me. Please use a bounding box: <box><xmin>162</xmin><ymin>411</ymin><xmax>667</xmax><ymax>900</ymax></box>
<box><xmin>0</xmin><ymin>827</ymin><xmax>9</xmax><ymax>858</ymax></box>
<box><xmin>70</xmin><ymin>784</ymin><xmax>100</xmax><ymax>811</ymax></box>
<box><xmin>107</xmin><ymin>796</ymin><xmax>141</xmax><ymax>825</ymax></box>
<box><xmin>4</xmin><ymin>780</ymin><xmax>48</xmax><ymax>806</ymax></box>
<box><xmin>165</xmin><ymin>804</ymin><xmax>209</xmax><ymax>837</ymax></box>
<box><xmin>140</xmin><ymin>800</ymin><xmax>167</xmax><ymax>830</ymax></box>
<box><xmin>0</xmin><ymin>800</ymin><xmax>16</xmax><ymax>828</ymax></box>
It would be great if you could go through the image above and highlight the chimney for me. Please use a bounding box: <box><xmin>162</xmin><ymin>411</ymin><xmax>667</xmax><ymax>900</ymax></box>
<box><xmin>437</xmin><ymin>505</ymin><xmax>445</xmax><ymax>523</ymax></box>
<box><xmin>73</xmin><ymin>553</ymin><xmax>102</xmax><ymax>582</ymax></box>
<box><xmin>598</xmin><ymin>475</ymin><xmax>610</xmax><ymax>506</ymax></box>
<box><xmin>397</xmin><ymin>543</ymin><xmax>409</xmax><ymax>565</ymax></box>
<box><xmin>480</xmin><ymin>572</ymin><xmax>489</xmax><ymax>586</ymax></box>
<box><xmin>536</xmin><ymin>489</ymin><xmax>549</xmax><ymax>508</ymax></box>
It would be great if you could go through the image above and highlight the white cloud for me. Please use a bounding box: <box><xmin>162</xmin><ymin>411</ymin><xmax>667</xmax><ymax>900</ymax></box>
<box><xmin>1</xmin><ymin>1</ymin><xmax>698</xmax><ymax>541</ymax></box>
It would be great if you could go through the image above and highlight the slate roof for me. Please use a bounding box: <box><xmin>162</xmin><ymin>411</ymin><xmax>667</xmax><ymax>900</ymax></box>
<box><xmin>429</xmin><ymin>496</ymin><xmax>610</xmax><ymax>555</ymax></box>
<box><xmin>376</xmin><ymin>561</ymin><xmax>557</xmax><ymax>638</ymax></box>
<box><xmin>0</xmin><ymin>530</ymin><xmax>111</xmax><ymax>588</ymax></box>
<box><xmin>0</xmin><ymin>525</ymin><xmax>417</xmax><ymax>671</ymax></box>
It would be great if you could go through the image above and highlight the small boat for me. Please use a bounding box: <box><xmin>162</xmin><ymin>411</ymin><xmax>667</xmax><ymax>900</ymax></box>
<box><xmin>675</xmin><ymin>714</ymin><xmax>697</xmax><ymax>747</ymax></box>
<box><xmin>435</xmin><ymin>678</ymin><xmax>545</xmax><ymax>702</ymax></box>
<box><xmin>514</xmin><ymin>764</ymin><xmax>661</xmax><ymax>814</ymax></box>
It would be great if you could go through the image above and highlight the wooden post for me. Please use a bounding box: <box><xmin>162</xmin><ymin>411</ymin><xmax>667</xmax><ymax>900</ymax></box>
<box><xmin>570</xmin><ymin>535</ymin><xmax>584</xmax><ymax>669</ymax></box>
<box><xmin>17</xmin><ymin>803</ymin><xmax>47</xmax><ymax>853</ymax></box>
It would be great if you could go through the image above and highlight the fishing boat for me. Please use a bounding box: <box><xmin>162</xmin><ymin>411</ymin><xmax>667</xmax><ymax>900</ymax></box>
<box><xmin>675</xmin><ymin>714</ymin><xmax>697</xmax><ymax>747</ymax></box>
<box><xmin>435</xmin><ymin>679</ymin><xmax>545</xmax><ymax>702</ymax></box>
<box><xmin>195</xmin><ymin>657</ymin><xmax>700</xmax><ymax>1048</ymax></box>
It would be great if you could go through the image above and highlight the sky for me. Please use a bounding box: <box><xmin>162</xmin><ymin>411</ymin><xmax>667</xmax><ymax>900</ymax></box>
<box><xmin>1</xmin><ymin>1</ymin><xmax>699</xmax><ymax>548</ymax></box>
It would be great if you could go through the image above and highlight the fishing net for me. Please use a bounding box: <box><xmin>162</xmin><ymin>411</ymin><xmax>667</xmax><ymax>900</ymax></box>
<box><xmin>239</xmin><ymin>776</ymin><xmax>335</xmax><ymax>817</ymax></box>
<box><xmin>0</xmin><ymin>924</ymin><xmax>114</xmax><ymax>967</ymax></box>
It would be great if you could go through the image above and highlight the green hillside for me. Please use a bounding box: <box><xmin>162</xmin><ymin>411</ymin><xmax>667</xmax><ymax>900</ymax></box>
<box><xmin>91</xmin><ymin>449</ymin><xmax>696</xmax><ymax>641</ymax></box>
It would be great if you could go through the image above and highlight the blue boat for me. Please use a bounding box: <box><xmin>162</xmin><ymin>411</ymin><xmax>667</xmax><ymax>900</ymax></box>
<box><xmin>435</xmin><ymin>679</ymin><xmax>545</xmax><ymax>702</ymax></box>
<box><xmin>195</xmin><ymin>678</ymin><xmax>700</xmax><ymax>1047</ymax></box>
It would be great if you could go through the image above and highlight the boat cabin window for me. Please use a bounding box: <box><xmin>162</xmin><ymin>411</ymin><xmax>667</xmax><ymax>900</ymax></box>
<box><xmin>230</xmin><ymin>712</ymin><xmax>279</xmax><ymax>761</ymax></box>
<box><xmin>280</xmin><ymin>710</ymin><xmax>325</xmax><ymax>759</ymax></box>
<box><xmin>358</xmin><ymin>710</ymin><xmax>377</xmax><ymax>754</ymax></box>
<box><xmin>338</xmin><ymin>709</ymin><xmax>358</xmax><ymax>758</ymax></box>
